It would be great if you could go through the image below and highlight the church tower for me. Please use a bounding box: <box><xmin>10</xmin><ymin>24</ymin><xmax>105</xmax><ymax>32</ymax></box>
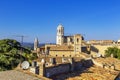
<box><xmin>56</xmin><ymin>24</ymin><xmax>64</xmax><ymax>45</ymax></box>
<box><xmin>74</xmin><ymin>34</ymin><xmax>82</xmax><ymax>53</ymax></box>
<box><xmin>34</xmin><ymin>37</ymin><xmax>39</xmax><ymax>51</ymax></box>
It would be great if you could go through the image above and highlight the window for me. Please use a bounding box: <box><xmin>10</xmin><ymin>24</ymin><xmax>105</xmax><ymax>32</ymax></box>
<box><xmin>70</xmin><ymin>38</ymin><xmax>73</xmax><ymax>42</ymax></box>
<box><xmin>77</xmin><ymin>38</ymin><xmax>79</xmax><ymax>43</ymax></box>
<box><xmin>59</xmin><ymin>30</ymin><xmax>60</xmax><ymax>33</ymax></box>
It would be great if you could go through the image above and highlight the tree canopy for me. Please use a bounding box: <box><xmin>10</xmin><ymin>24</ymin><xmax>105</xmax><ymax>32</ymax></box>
<box><xmin>105</xmin><ymin>46</ymin><xmax>120</xmax><ymax>59</ymax></box>
<box><xmin>0</xmin><ymin>39</ymin><xmax>37</xmax><ymax>71</ymax></box>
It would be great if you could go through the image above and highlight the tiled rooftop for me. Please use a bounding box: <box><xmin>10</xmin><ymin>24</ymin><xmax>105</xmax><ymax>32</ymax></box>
<box><xmin>94</xmin><ymin>57</ymin><xmax>120</xmax><ymax>70</ymax></box>
<box><xmin>0</xmin><ymin>70</ymin><xmax>41</xmax><ymax>80</ymax></box>
<box><xmin>67</xmin><ymin>65</ymin><xmax>119</xmax><ymax>80</ymax></box>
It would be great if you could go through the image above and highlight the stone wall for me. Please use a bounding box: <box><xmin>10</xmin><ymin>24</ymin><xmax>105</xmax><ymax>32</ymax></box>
<box><xmin>44</xmin><ymin>59</ymin><xmax>93</xmax><ymax>78</ymax></box>
<box><xmin>45</xmin><ymin>63</ymin><xmax>70</xmax><ymax>77</ymax></box>
<box><xmin>30</xmin><ymin>58</ymin><xmax>93</xmax><ymax>78</ymax></box>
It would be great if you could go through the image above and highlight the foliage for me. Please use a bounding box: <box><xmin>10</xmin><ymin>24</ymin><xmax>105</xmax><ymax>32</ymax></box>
<box><xmin>105</xmin><ymin>47</ymin><xmax>120</xmax><ymax>59</ymax></box>
<box><xmin>0</xmin><ymin>39</ymin><xmax>37</xmax><ymax>71</ymax></box>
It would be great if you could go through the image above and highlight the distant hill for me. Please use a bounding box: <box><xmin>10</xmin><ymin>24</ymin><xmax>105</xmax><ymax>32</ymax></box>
<box><xmin>22</xmin><ymin>42</ymin><xmax>34</xmax><ymax>50</ymax></box>
<box><xmin>22</xmin><ymin>42</ymin><xmax>46</xmax><ymax>50</ymax></box>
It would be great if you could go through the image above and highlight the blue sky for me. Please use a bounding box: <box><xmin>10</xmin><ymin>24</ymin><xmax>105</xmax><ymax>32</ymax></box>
<box><xmin>0</xmin><ymin>0</ymin><xmax>120</xmax><ymax>43</ymax></box>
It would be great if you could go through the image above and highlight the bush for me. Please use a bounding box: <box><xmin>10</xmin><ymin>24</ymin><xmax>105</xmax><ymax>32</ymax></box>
<box><xmin>105</xmin><ymin>47</ymin><xmax>120</xmax><ymax>59</ymax></box>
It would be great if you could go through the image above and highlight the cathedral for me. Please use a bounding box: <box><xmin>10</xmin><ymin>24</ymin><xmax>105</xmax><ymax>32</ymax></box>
<box><xmin>56</xmin><ymin>24</ymin><xmax>84</xmax><ymax>46</ymax></box>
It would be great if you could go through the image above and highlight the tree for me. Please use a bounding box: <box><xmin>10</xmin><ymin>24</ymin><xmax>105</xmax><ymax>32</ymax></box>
<box><xmin>105</xmin><ymin>47</ymin><xmax>120</xmax><ymax>59</ymax></box>
<box><xmin>0</xmin><ymin>39</ymin><xmax>37</xmax><ymax>71</ymax></box>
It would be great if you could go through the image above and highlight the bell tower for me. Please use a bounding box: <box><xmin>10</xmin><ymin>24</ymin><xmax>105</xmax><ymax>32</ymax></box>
<box><xmin>34</xmin><ymin>37</ymin><xmax>39</xmax><ymax>51</ymax></box>
<box><xmin>74</xmin><ymin>34</ymin><xmax>82</xmax><ymax>53</ymax></box>
<box><xmin>56</xmin><ymin>24</ymin><xmax>64</xmax><ymax>45</ymax></box>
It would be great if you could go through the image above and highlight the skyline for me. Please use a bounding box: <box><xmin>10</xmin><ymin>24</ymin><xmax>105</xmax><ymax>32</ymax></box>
<box><xmin>0</xmin><ymin>0</ymin><xmax>120</xmax><ymax>43</ymax></box>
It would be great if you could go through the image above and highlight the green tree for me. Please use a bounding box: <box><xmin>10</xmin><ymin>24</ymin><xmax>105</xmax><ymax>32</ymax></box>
<box><xmin>0</xmin><ymin>39</ymin><xmax>37</xmax><ymax>71</ymax></box>
<box><xmin>105</xmin><ymin>47</ymin><xmax>120</xmax><ymax>59</ymax></box>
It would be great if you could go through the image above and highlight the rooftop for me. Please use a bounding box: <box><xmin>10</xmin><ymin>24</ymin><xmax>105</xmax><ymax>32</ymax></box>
<box><xmin>0</xmin><ymin>70</ymin><xmax>41</xmax><ymax>80</ymax></box>
<box><xmin>94</xmin><ymin>57</ymin><xmax>120</xmax><ymax>70</ymax></box>
<box><xmin>67</xmin><ymin>65</ymin><xmax>119</xmax><ymax>80</ymax></box>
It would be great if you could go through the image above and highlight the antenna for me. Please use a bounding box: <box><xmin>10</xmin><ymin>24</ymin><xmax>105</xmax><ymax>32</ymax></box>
<box><xmin>13</xmin><ymin>35</ymin><xmax>27</xmax><ymax>45</ymax></box>
<box><xmin>13</xmin><ymin>35</ymin><xmax>28</xmax><ymax>66</ymax></box>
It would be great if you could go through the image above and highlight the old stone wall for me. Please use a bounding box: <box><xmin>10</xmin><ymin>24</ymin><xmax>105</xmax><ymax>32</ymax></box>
<box><xmin>45</xmin><ymin>63</ymin><xmax>70</xmax><ymax>77</ymax></box>
<box><xmin>44</xmin><ymin>59</ymin><xmax>93</xmax><ymax>78</ymax></box>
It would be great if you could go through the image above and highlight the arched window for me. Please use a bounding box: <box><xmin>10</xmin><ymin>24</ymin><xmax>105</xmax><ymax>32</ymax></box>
<box><xmin>59</xmin><ymin>30</ymin><xmax>60</xmax><ymax>33</ymax></box>
<box><xmin>77</xmin><ymin>38</ymin><xmax>79</xmax><ymax>43</ymax></box>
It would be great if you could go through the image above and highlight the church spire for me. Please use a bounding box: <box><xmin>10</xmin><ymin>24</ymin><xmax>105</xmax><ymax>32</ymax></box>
<box><xmin>34</xmin><ymin>37</ymin><xmax>39</xmax><ymax>51</ymax></box>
